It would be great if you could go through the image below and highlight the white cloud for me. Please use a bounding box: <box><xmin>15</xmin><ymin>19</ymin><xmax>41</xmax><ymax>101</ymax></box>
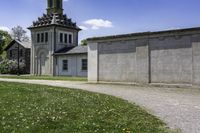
<box><xmin>0</xmin><ymin>26</ymin><xmax>10</xmax><ymax>33</ymax></box>
<box><xmin>83</xmin><ymin>19</ymin><xmax>113</xmax><ymax>30</ymax></box>
<box><xmin>79</xmin><ymin>26</ymin><xmax>88</xmax><ymax>30</ymax></box>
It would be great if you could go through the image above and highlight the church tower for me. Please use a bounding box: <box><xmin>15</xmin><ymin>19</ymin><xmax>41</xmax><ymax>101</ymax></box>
<box><xmin>28</xmin><ymin>0</ymin><xmax>81</xmax><ymax>76</ymax></box>
<box><xmin>47</xmin><ymin>0</ymin><xmax>63</xmax><ymax>15</ymax></box>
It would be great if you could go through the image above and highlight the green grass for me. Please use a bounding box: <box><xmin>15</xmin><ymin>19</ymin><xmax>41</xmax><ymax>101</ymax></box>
<box><xmin>0</xmin><ymin>81</ymin><xmax>171</xmax><ymax>133</ymax></box>
<box><xmin>0</xmin><ymin>75</ymin><xmax>87</xmax><ymax>81</ymax></box>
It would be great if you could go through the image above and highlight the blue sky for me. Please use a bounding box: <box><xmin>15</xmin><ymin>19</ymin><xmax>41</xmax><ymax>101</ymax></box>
<box><xmin>0</xmin><ymin>0</ymin><xmax>200</xmax><ymax>43</ymax></box>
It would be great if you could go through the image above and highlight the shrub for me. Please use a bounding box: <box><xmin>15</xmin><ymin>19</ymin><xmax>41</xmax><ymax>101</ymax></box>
<box><xmin>0</xmin><ymin>59</ymin><xmax>26</xmax><ymax>74</ymax></box>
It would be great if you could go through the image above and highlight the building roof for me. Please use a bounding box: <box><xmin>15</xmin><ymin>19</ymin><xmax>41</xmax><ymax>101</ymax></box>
<box><xmin>28</xmin><ymin>13</ymin><xmax>81</xmax><ymax>31</ymax></box>
<box><xmin>54</xmin><ymin>45</ymin><xmax>88</xmax><ymax>55</ymax></box>
<box><xmin>4</xmin><ymin>40</ymin><xmax>31</xmax><ymax>51</ymax></box>
<box><xmin>87</xmin><ymin>27</ymin><xmax>200</xmax><ymax>42</ymax></box>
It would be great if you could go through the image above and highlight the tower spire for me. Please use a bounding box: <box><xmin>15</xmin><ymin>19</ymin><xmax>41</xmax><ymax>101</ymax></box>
<box><xmin>47</xmin><ymin>0</ymin><xmax>63</xmax><ymax>15</ymax></box>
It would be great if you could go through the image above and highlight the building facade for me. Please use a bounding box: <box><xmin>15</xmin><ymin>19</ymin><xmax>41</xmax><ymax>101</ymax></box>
<box><xmin>29</xmin><ymin>0</ymin><xmax>87</xmax><ymax>76</ymax></box>
<box><xmin>5</xmin><ymin>40</ymin><xmax>31</xmax><ymax>74</ymax></box>
<box><xmin>87</xmin><ymin>28</ymin><xmax>200</xmax><ymax>86</ymax></box>
<box><xmin>54</xmin><ymin>45</ymin><xmax>88</xmax><ymax>77</ymax></box>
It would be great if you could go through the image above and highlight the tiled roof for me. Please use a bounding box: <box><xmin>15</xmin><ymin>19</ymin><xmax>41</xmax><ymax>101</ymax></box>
<box><xmin>4</xmin><ymin>40</ymin><xmax>31</xmax><ymax>51</ymax></box>
<box><xmin>28</xmin><ymin>13</ymin><xmax>81</xmax><ymax>30</ymax></box>
<box><xmin>54</xmin><ymin>45</ymin><xmax>87</xmax><ymax>55</ymax></box>
<box><xmin>15</xmin><ymin>40</ymin><xmax>31</xmax><ymax>49</ymax></box>
<box><xmin>55</xmin><ymin>46</ymin><xmax>75</xmax><ymax>53</ymax></box>
<box><xmin>66</xmin><ymin>45</ymin><xmax>87</xmax><ymax>54</ymax></box>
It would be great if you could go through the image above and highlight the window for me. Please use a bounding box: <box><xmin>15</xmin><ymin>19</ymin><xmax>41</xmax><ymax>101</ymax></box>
<box><xmin>20</xmin><ymin>49</ymin><xmax>23</xmax><ymax>57</ymax></box>
<box><xmin>82</xmin><ymin>59</ymin><xmax>87</xmax><ymax>71</ymax></box>
<box><xmin>45</xmin><ymin>32</ymin><xmax>48</xmax><ymax>42</ymax></box>
<box><xmin>63</xmin><ymin>60</ymin><xmax>68</xmax><ymax>71</ymax></box>
<box><xmin>41</xmin><ymin>33</ymin><xmax>44</xmax><ymax>42</ymax></box>
<box><xmin>10</xmin><ymin>50</ymin><xmax>13</xmax><ymax>58</ymax></box>
<box><xmin>60</xmin><ymin>33</ymin><xmax>63</xmax><ymax>43</ymax></box>
<box><xmin>69</xmin><ymin>34</ymin><xmax>72</xmax><ymax>44</ymax></box>
<box><xmin>64</xmin><ymin>34</ymin><xmax>68</xmax><ymax>43</ymax></box>
<box><xmin>37</xmin><ymin>33</ymin><xmax>40</xmax><ymax>43</ymax></box>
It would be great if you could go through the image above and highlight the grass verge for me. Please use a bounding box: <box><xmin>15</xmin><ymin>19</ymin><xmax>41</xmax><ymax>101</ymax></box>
<box><xmin>0</xmin><ymin>75</ymin><xmax>87</xmax><ymax>81</ymax></box>
<box><xmin>0</xmin><ymin>81</ymin><xmax>171</xmax><ymax>133</ymax></box>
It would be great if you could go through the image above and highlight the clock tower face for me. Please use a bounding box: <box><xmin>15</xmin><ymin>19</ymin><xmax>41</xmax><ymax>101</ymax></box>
<box><xmin>47</xmin><ymin>0</ymin><xmax>63</xmax><ymax>15</ymax></box>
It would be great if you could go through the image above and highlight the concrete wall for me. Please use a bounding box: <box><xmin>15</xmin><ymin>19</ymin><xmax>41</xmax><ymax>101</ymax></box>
<box><xmin>97</xmin><ymin>40</ymin><xmax>149</xmax><ymax>83</ymax></box>
<box><xmin>88</xmin><ymin>31</ymin><xmax>200</xmax><ymax>86</ymax></box>
<box><xmin>56</xmin><ymin>54</ymin><xmax>87</xmax><ymax>77</ymax></box>
<box><xmin>30</xmin><ymin>27</ymin><xmax>53</xmax><ymax>76</ymax></box>
<box><xmin>192</xmin><ymin>35</ymin><xmax>200</xmax><ymax>85</ymax></box>
<box><xmin>88</xmin><ymin>43</ymin><xmax>98</xmax><ymax>82</ymax></box>
<box><xmin>30</xmin><ymin>26</ymin><xmax>79</xmax><ymax>76</ymax></box>
<box><xmin>98</xmin><ymin>41</ymin><xmax>137</xmax><ymax>82</ymax></box>
<box><xmin>150</xmin><ymin>36</ymin><xmax>192</xmax><ymax>84</ymax></box>
<box><xmin>55</xmin><ymin>27</ymin><xmax>78</xmax><ymax>51</ymax></box>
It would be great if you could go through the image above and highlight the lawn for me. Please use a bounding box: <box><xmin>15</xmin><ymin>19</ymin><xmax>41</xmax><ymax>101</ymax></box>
<box><xmin>0</xmin><ymin>75</ymin><xmax>87</xmax><ymax>81</ymax></box>
<box><xmin>0</xmin><ymin>81</ymin><xmax>171</xmax><ymax>133</ymax></box>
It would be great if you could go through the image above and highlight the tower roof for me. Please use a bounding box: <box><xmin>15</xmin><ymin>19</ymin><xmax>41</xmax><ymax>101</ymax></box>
<box><xmin>28</xmin><ymin>0</ymin><xmax>81</xmax><ymax>30</ymax></box>
<box><xmin>28</xmin><ymin>13</ymin><xmax>81</xmax><ymax>30</ymax></box>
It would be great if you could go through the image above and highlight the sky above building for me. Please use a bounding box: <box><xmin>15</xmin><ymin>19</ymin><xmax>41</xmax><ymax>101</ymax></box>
<box><xmin>0</xmin><ymin>0</ymin><xmax>200</xmax><ymax>43</ymax></box>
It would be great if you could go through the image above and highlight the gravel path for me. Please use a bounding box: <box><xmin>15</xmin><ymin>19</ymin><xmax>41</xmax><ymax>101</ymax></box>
<box><xmin>0</xmin><ymin>78</ymin><xmax>200</xmax><ymax>133</ymax></box>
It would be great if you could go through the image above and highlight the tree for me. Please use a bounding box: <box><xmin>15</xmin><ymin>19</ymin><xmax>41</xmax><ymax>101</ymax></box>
<box><xmin>11</xmin><ymin>26</ymin><xmax>29</xmax><ymax>41</ymax></box>
<box><xmin>0</xmin><ymin>30</ymin><xmax>12</xmax><ymax>55</ymax></box>
<box><xmin>81</xmin><ymin>39</ymin><xmax>88</xmax><ymax>46</ymax></box>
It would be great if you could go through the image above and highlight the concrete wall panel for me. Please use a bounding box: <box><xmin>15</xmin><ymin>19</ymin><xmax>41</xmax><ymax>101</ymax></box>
<box><xmin>88</xmin><ymin>43</ymin><xmax>98</xmax><ymax>82</ymax></box>
<box><xmin>136</xmin><ymin>45</ymin><xmax>149</xmax><ymax>83</ymax></box>
<box><xmin>99</xmin><ymin>52</ymin><xmax>137</xmax><ymax>82</ymax></box>
<box><xmin>150</xmin><ymin>36</ymin><xmax>192</xmax><ymax>84</ymax></box>
<box><xmin>98</xmin><ymin>41</ymin><xmax>137</xmax><ymax>82</ymax></box>
<box><xmin>192</xmin><ymin>42</ymin><xmax>200</xmax><ymax>85</ymax></box>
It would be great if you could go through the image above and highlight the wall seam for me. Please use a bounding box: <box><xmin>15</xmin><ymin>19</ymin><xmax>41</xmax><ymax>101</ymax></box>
<box><xmin>148</xmin><ymin>34</ymin><xmax>151</xmax><ymax>83</ymax></box>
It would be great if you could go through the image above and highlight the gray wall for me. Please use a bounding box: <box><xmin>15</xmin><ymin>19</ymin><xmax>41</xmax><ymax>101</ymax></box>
<box><xmin>30</xmin><ymin>27</ymin><xmax>53</xmax><ymax>76</ymax></box>
<box><xmin>88</xmin><ymin>31</ymin><xmax>200</xmax><ymax>86</ymax></box>
<box><xmin>150</xmin><ymin>36</ymin><xmax>192</xmax><ymax>84</ymax></box>
<box><xmin>56</xmin><ymin>54</ymin><xmax>87</xmax><ymax>77</ymax></box>
<box><xmin>98</xmin><ymin>41</ymin><xmax>137</xmax><ymax>82</ymax></box>
<box><xmin>88</xmin><ymin>43</ymin><xmax>98</xmax><ymax>82</ymax></box>
<box><xmin>55</xmin><ymin>27</ymin><xmax>78</xmax><ymax>51</ymax></box>
<box><xmin>30</xmin><ymin>26</ymin><xmax>79</xmax><ymax>76</ymax></box>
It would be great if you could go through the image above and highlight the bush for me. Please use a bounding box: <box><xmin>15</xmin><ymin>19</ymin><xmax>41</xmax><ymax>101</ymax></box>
<box><xmin>0</xmin><ymin>59</ymin><xmax>26</xmax><ymax>74</ymax></box>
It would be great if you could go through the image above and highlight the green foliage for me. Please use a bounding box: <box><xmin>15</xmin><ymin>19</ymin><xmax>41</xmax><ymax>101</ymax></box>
<box><xmin>0</xmin><ymin>30</ymin><xmax>12</xmax><ymax>55</ymax></box>
<box><xmin>81</xmin><ymin>39</ymin><xmax>88</xmax><ymax>46</ymax></box>
<box><xmin>0</xmin><ymin>82</ymin><xmax>171</xmax><ymax>133</ymax></box>
<box><xmin>0</xmin><ymin>59</ymin><xmax>26</xmax><ymax>74</ymax></box>
<box><xmin>0</xmin><ymin>51</ymin><xmax>7</xmax><ymax>60</ymax></box>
